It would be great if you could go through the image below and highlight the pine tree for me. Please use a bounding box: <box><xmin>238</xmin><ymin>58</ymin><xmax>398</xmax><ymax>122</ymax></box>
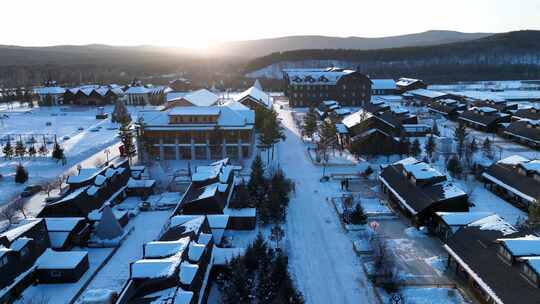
<box><xmin>120</xmin><ymin>123</ymin><xmax>136</xmax><ymax>162</ymax></box>
<box><xmin>528</xmin><ymin>203</ymin><xmax>540</xmax><ymax>228</ymax></box>
<box><xmin>15</xmin><ymin>140</ymin><xmax>26</xmax><ymax>158</ymax></box>
<box><xmin>269</xmin><ymin>225</ymin><xmax>284</xmax><ymax>248</ymax></box>
<box><xmin>469</xmin><ymin>137</ymin><xmax>479</xmax><ymax>154</ymax></box>
<box><xmin>52</xmin><ymin>142</ymin><xmax>65</xmax><ymax>162</ymax></box>
<box><xmin>350</xmin><ymin>204</ymin><xmax>368</xmax><ymax>225</ymax></box>
<box><xmin>15</xmin><ymin>163</ymin><xmax>28</xmax><ymax>183</ymax></box>
<box><xmin>453</xmin><ymin>123</ymin><xmax>468</xmax><ymax>159</ymax></box>
<box><xmin>229</xmin><ymin>180</ymin><xmax>252</xmax><ymax>209</ymax></box>
<box><xmin>27</xmin><ymin>145</ymin><xmax>37</xmax><ymax>158</ymax></box>
<box><xmin>111</xmin><ymin>99</ymin><xmax>131</xmax><ymax>125</ymax></box>
<box><xmin>258</xmin><ymin>109</ymin><xmax>285</xmax><ymax>160</ymax></box>
<box><xmin>320</xmin><ymin>119</ymin><xmax>337</xmax><ymax>146</ymax></box>
<box><xmin>248</xmin><ymin>155</ymin><xmax>265</xmax><ymax>194</ymax></box>
<box><xmin>38</xmin><ymin>144</ymin><xmax>48</xmax><ymax>157</ymax></box>
<box><xmin>411</xmin><ymin>139</ymin><xmax>421</xmax><ymax>157</ymax></box>
<box><xmin>447</xmin><ymin>156</ymin><xmax>463</xmax><ymax>177</ymax></box>
<box><xmin>303</xmin><ymin>106</ymin><xmax>317</xmax><ymax>138</ymax></box>
<box><xmin>482</xmin><ymin>137</ymin><xmax>493</xmax><ymax>159</ymax></box>
<box><xmin>3</xmin><ymin>140</ymin><xmax>13</xmax><ymax>159</ymax></box>
<box><xmin>424</xmin><ymin>135</ymin><xmax>437</xmax><ymax>160</ymax></box>
<box><xmin>432</xmin><ymin>119</ymin><xmax>440</xmax><ymax>136</ymax></box>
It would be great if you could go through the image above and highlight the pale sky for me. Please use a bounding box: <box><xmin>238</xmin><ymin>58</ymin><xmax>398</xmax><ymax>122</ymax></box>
<box><xmin>3</xmin><ymin>0</ymin><xmax>539</xmax><ymax>49</ymax></box>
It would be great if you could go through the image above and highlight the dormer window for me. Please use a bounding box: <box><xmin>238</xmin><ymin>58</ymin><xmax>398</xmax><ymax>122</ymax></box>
<box><xmin>522</xmin><ymin>263</ymin><xmax>539</xmax><ymax>286</ymax></box>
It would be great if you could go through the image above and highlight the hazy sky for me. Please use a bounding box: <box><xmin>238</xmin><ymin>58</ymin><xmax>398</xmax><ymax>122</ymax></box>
<box><xmin>3</xmin><ymin>0</ymin><xmax>539</xmax><ymax>48</ymax></box>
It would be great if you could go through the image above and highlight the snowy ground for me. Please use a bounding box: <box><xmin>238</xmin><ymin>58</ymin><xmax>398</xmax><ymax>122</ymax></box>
<box><xmin>277</xmin><ymin>107</ymin><xmax>378</xmax><ymax>304</ymax></box>
<box><xmin>379</xmin><ymin>287</ymin><xmax>471</xmax><ymax>304</ymax></box>
<box><xmin>77</xmin><ymin>210</ymin><xmax>171</xmax><ymax>300</ymax></box>
<box><xmin>14</xmin><ymin>247</ymin><xmax>114</xmax><ymax>304</ymax></box>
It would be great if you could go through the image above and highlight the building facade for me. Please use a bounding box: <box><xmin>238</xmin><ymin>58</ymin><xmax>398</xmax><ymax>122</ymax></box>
<box><xmin>283</xmin><ymin>68</ymin><xmax>372</xmax><ymax>107</ymax></box>
<box><xmin>137</xmin><ymin>105</ymin><xmax>255</xmax><ymax>161</ymax></box>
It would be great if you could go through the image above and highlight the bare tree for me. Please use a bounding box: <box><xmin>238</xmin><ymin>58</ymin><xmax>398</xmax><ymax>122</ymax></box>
<box><xmin>0</xmin><ymin>204</ymin><xmax>19</xmax><ymax>225</ymax></box>
<box><xmin>12</xmin><ymin>198</ymin><xmax>28</xmax><ymax>218</ymax></box>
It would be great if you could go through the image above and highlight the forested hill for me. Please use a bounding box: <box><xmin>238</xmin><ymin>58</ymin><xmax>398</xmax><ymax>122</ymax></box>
<box><xmin>245</xmin><ymin>31</ymin><xmax>540</xmax><ymax>82</ymax></box>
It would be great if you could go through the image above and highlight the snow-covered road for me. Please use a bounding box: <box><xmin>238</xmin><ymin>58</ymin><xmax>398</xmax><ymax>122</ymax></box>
<box><xmin>278</xmin><ymin>108</ymin><xmax>378</xmax><ymax>304</ymax></box>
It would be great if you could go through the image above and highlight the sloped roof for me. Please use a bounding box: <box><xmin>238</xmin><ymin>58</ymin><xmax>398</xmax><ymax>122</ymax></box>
<box><xmin>234</xmin><ymin>86</ymin><xmax>272</xmax><ymax>108</ymax></box>
<box><xmin>181</xmin><ymin>89</ymin><xmax>219</xmax><ymax>107</ymax></box>
<box><xmin>371</xmin><ymin>79</ymin><xmax>396</xmax><ymax>90</ymax></box>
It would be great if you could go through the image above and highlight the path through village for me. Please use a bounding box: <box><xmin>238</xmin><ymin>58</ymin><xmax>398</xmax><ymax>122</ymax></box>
<box><xmin>277</xmin><ymin>107</ymin><xmax>378</xmax><ymax>304</ymax></box>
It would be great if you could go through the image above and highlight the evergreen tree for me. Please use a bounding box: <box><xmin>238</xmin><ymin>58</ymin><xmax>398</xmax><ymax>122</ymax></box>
<box><xmin>120</xmin><ymin>123</ymin><xmax>136</xmax><ymax>162</ymax></box>
<box><xmin>52</xmin><ymin>142</ymin><xmax>65</xmax><ymax>163</ymax></box>
<box><xmin>453</xmin><ymin>123</ymin><xmax>468</xmax><ymax>159</ymax></box>
<box><xmin>350</xmin><ymin>204</ymin><xmax>368</xmax><ymax>225</ymax></box>
<box><xmin>258</xmin><ymin>109</ymin><xmax>285</xmax><ymax>160</ymax></box>
<box><xmin>424</xmin><ymin>135</ymin><xmax>437</xmax><ymax>160</ymax></box>
<box><xmin>248</xmin><ymin>155</ymin><xmax>266</xmax><ymax>195</ymax></box>
<box><xmin>411</xmin><ymin>139</ymin><xmax>421</xmax><ymax>157</ymax></box>
<box><xmin>482</xmin><ymin>137</ymin><xmax>493</xmax><ymax>159</ymax></box>
<box><xmin>229</xmin><ymin>180</ymin><xmax>252</xmax><ymax>209</ymax></box>
<box><xmin>447</xmin><ymin>155</ymin><xmax>463</xmax><ymax>177</ymax></box>
<box><xmin>528</xmin><ymin>203</ymin><xmax>540</xmax><ymax>228</ymax></box>
<box><xmin>3</xmin><ymin>140</ymin><xmax>13</xmax><ymax>159</ymax></box>
<box><xmin>111</xmin><ymin>99</ymin><xmax>131</xmax><ymax>125</ymax></box>
<box><xmin>269</xmin><ymin>225</ymin><xmax>285</xmax><ymax>248</ymax></box>
<box><xmin>38</xmin><ymin>144</ymin><xmax>48</xmax><ymax>157</ymax></box>
<box><xmin>15</xmin><ymin>163</ymin><xmax>28</xmax><ymax>183</ymax></box>
<box><xmin>319</xmin><ymin>119</ymin><xmax>337</xmax><ymax>146</ymax></box>
<box><xmin>27</xmin><ymin>145</ymin><xmax>37</xmax><ymax>158</ymax></box>
<box><xmin>14</xmin><ymin>140</ymin><xmax>26</xmax><ymax>158</ymax></box>
<box><xmin>431</xmin><ymin>119</ymin><xmax>440</xmax><ymax>136</ymax></box>
<box><xmin>469</xmin><ymin>137</ymin><xmax>479</xmax><ymax>154</ymax></box>
<box><xmin>254</xmin><ymin>107</ymin><xmax>270</xmax><ymax>133</ymax></box>
<box><xmin>303</xmin><ymin>106</ymin><xmax>317</xmax><ymax>138</ymax></box>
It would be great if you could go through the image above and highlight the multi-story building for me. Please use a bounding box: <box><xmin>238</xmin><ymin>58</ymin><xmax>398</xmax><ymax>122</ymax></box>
<box><xmin>136</xmin><ymin>102</ymin><xmax>254</xmax><ymax>161</ymax></box>
<box><xmin>283</xmin><ymin>67</ymin><xmax>372</xmax><ymax>107</ymax></box>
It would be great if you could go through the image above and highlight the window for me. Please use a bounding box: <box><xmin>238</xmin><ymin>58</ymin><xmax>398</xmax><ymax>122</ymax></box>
<box><xmin>0</xmin><ymin>256</ymin><xmax>7</xmax><ymax>267</ymax></box>
<box><xmin>20</xmin><ymin>247</ymin><xmax>29</xmax><ymax>258</ymax></box>
<box><xmin>523</xmin><ymin>264</ymin><xmax>538</xmax><ymax>284</ymax></box>
<box><xmin>51</xmin><ymin>271</ymin><xmax>62</xmax><ymax>278</ymax></box>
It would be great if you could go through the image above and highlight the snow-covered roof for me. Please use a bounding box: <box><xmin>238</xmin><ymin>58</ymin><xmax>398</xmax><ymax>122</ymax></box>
<box><xmin>371</xmin><ymin>79</ymin><xmax>396</xmax><ymax>90</ymax></box>
<box><xmin>169</xmin><ymin>106</ymin><xmax>220</xmax><ymax>116</ymax></box>
<box><xmin>402</xmin><ymin>161</ymin><xmax>444</xmax><ymax>180</ymax></box>
<box><xmin>34</xmin><ymin>86</ymin><xmax>66</xmax><ymax>95</ymax></box>
<box><xmin>131</xmin><ymin>252</ymin><xmax>182</xmax><ymax>279</ymax></box>
<box><xmin>48</xmin><ymin>231</ymin><xmax>70</xmax><ymax>248</ymax></box>
<box><xmin>67</xmin><ymin>168</ymin><xmax>101</xmax><ymax>184</ymax></box>
<box><xmin>125</xmin><ymin>86</ymin><xmax>150</xmax><ymax>94</ymax></box>
<box><xmin>179</xmin><ymin>261</ymin><xmax>199</xmax><ymax>285</ymax></box>
<box><xmin>521</xmin><ymin>160</ymin><xmax>540</xmax><ymax>175</ymax></box>
<box><xmin>497</xmin><ymin>235</ymin><xmax>540</xmax><ymax>257</ymax></box>
<box><xmin>87</xmin><ymin>185</ymin><xmax>100</xmax><ymax>196</ymax></box>
<box><xmin>284</xmin><ymin>68</ymin><xmax>357</xmax><ymax>85</ymax></box>
<box><xmin>498</xmin><ymin>155</ymin><xmax>529</xmax><ymax>166</ymax></box>
<box><xmin>0</xmin><ymin>247</ymin><xmax>12</xmax><ymax>259</ymax></box>
<box><xmin>188</xmin><ymin>242</ymin><xmax>206</xmax><ymax>262</ymax></box>
<box><xmin>174</xmin><ymin>290</ymin><xmax>194</xmax><ymax>304</ymax></box>
<box><xmin>127</xmin><ymin>178</ymin><xmax>156</xmax><ymax>188</ymax></box>
<box><xmin>396</xmin><ymin>78</ymin><xmax>422</xmax><ymax>87</ymax></box>
<box><xmin>179</xmin><ymin>89</ymin><xmax>219</xmax><ymax>107</ymax></box>
<box><xmin>94</xmin><ymin>175</ymin><xmax>107</xmax><ymax>186</ymax></box>
<box><xmin>170</xmin><ymin>215</ymin><xmax>205</xmax><ymax>234</ymax></box>
<box><xmin>234</xmin><ymin>86</ymin><xmax>272</xmax><ymax>108</ymax></box>
<box><xmin>441</xmin><ymin>182</ymin><xmax>467</xmax><ymax>199</ymax></box>
<box><xmin>144</xmin><ymin>237</ymin><xmax>190</xmax><ymax>259</ymax></box>
<box><xmin>471</xmin><ymin>106</ymin><xmax>498</xmax><ymax>114</ymax></box>
<box><xmin>408</xmin><ymin>88</ymin><xmax>447</xmax><ymax>99</ymax></box>
<box><xmin>198</xmin><ymin>233</ymin><xmax>213</xmax><ymax>245</ymax></box>
<box><xmin>436</xmin><ymin>212</ymin><xmax>494</xmax><ymax>227</ymax></box>
<box><xmin>0</xmin><ymin>219</ymin><xmax>42</xmax><ymax>242</ymax></box>
<box><xmin>468</xmin><ymin>214</ymin><xmax>517</xmax><ymax>236</ymax></box>
<box><xmin>45</xmin><ymin>217</ymin><xmax>84</xmax><ymax>232</ymax></box>
<box><xmin>207</xmin><ymin>215</ymin><xmax>229</xmax><ymax>229</ymax></box>
<box><xmin>342</xmin><ymin>110</ymin><xmax>373</xmax><ymax>129</ymax></box>
<box><xmin>10</xmin><ymin>237</ymin><xmax>32</xmax><ymax>251</ymax></box>
<box><xmin>36</xmin><ymin>249</ymin><xmax>87</xmax><ymax>269</ymax></box>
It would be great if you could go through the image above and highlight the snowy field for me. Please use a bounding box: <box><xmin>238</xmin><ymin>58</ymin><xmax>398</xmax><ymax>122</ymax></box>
<box><xmin>0</xmin><ymin>104</ymin><xmax>156</xmax><ymax>206</ymax></box>
<box><xmin>379</xmin><ymin>287</ymin><xmax>470</xmax><ymax>304</ymax></box>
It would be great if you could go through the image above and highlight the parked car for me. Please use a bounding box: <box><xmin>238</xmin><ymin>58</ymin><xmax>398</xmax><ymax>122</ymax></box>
<box><xmin>63</xmin><ymin>136</ymin><xmax>70</xmax><ymax>140</ymax></box>
<box><xmin>21</xmin><ymin>185</ymin><xmax>43</xmax><ymax>197</ymax></box>
<box><xmin>78</xmin><ymin>127</ymin><xmax>84</xmax><ymax>131</ymax></box>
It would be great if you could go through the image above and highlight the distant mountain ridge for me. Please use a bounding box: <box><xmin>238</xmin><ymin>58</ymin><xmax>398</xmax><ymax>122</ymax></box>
<box><xmin>207</xmin><ymin>30</ymin><xmax>493</xmax><ymax>58</ymax></box>
<box><xmin>244</xmin><ymin>31</ymin><xmax>540</xmax><ymax>83</ymax></box>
